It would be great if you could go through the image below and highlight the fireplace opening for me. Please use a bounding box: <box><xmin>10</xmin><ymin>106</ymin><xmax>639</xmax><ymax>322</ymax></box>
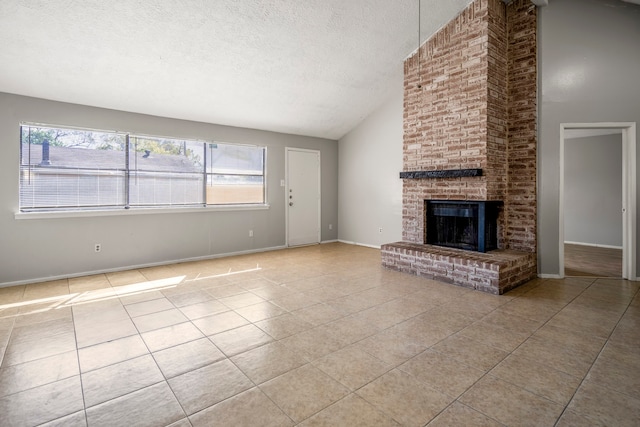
<box><xmin>426</xmin><ymin>200</ymin><xmax>502</xmax><ymax>252</ymax></box>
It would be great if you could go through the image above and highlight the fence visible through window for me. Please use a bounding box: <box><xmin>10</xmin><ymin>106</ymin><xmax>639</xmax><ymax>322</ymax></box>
<box><xmin>19</xmin><ymin>125</ymin><xmax>266</xmax><ymax>212</ymax></box>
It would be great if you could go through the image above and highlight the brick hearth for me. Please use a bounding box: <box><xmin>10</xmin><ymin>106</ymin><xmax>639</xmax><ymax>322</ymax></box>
<box><xmin>382</xmin><ymin>242</ymin><xmax>536</xmax><ymax>295</ymax></box>
<box><xmin>383</xmin><ymin>0</ymin><xmax>538</xmax><ymax>293</ymax></box>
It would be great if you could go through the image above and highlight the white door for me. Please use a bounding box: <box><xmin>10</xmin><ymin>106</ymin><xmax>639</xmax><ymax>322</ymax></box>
<box><xmin>286</xmin><ymin>148</ymin><xmax>320</xmax><ymax>247</ymax></box>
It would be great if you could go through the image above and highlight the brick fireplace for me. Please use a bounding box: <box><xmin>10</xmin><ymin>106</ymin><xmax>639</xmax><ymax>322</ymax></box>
<box><xmin>426</xmin><ymin>200</ymin><xmax>502</xmax><ymax>252</ymax></box>
<box><xmin>382</xmin><ymin>0</ymin><xmax>538</xmax><ymax>294</ymax></box>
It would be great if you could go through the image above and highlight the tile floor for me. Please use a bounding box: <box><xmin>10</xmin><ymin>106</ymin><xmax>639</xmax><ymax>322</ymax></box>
<box><xmin>0</xmin><ymin>242</ymin><xmax>639</xmax><ymax>426</ymax></box>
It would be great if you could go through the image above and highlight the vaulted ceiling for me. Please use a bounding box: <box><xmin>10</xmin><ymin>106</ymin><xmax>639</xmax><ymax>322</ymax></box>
<box><xmin>0</xmin><ymin>0</ymin><xmax>472</xmax><ymax>139</ymax></box>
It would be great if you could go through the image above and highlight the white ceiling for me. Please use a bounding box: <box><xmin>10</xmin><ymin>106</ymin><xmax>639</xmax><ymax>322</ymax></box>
<box><xmin>0</xmin><ymin>0</ymin><xmax>472</xmax><ymax>140</ymax></box>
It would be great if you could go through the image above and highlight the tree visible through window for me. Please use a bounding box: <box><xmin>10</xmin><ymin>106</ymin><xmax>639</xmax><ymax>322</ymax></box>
<box><xmin>19</xmin><ymin>124</ymin><xmax>266</xmax><ymax>211</ymax></box>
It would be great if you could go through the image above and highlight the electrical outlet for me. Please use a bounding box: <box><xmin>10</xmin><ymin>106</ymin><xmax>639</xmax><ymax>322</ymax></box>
<box><xmin>249</xmin><ymin>230</ymin><xmax>253</xmax><ymax>237</ymax></box>
<box><xmin>94</xmin><ymin>243</ymin><xmax>101</xmax><ymax>253</ymax></box>
<box><xmin>378</xmin><ymin>227</ymin><xmax>383</xmax><ymax>233</ymax></box>
<box><xmin>329</xmin><ymin>224</ymin><xmax>333</xmax><ymax>230</ymax></box>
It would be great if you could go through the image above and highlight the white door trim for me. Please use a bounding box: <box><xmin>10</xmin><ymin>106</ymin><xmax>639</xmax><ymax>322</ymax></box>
<box><xmin>285</xmin><ymin>147</ymin><xmax>321</xmax><ymax>247</ymax></box>
<box><xmin>559</xmin><ymin>122</ymin><xmax>637</xmax><ymax>279</ymax></box>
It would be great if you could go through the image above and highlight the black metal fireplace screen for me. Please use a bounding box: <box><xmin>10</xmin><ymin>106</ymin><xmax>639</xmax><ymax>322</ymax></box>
<box><xmin>426</xmin><ymin>200</ymin><xmax>502</xmax><ymax>252</ymax></box>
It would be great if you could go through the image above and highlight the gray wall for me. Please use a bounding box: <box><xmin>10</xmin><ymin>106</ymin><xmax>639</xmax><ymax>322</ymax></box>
<box><xmin>538</xmin><ymin>0</ymin><xmax>640</xmax><ymax>275</ymax></box>
<box><xmin>0</xmin><ymin>93</ymin><xmax>338</xmax><ymax>285</ymax></box>
<box><xmin>564</xmin><ymin>134</ymin><xmax>622</xmax><ymax>247</ymax></box>
<box><xmin>338</xmin><ymin>78</ymin><xmax>403</xmax><ymax>248</ymax></box>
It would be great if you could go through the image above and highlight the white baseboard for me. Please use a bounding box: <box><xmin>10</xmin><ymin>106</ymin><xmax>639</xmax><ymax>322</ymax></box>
<box><xmin>337</xmin><ymin>239</ymin><xmax>381</xmax><ymax>250</ymax></box>
<box><xmin>564</xmin><ymin>241</ymin><xmax>623</xmax><ymax>250</ymax></box>
<box><xmin>538</xmin><ymin>273</ymin><xmax>563</xmax><ymax>279</ymax></box>
<box><xmin>0</xmin><ymin>245</ymin><xmax>288</xmax><ymax>288</ymax></box>
<box><xmin>320</xmin><ymin>239</ymin><xmax>339</xmax><ymax>244</ymax></box>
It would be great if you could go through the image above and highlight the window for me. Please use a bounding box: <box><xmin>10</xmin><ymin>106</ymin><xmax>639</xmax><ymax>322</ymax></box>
<box><xmin>19</xmin><ymin>124</ymin><xmax>266</xmax><ymax>212</ymax></box>
<box><xmin>206</xmin><ymin>143</ymin><xmax>265</xmax><ymax>205</ymax></box>
<box><xmin>129</xmin><ymin>136</ymin><xmax>205</xmax><ymax>207</ymax></box>
<box><xmin>20</xmin><ymin>126</ymin><xmax>127</xmax><ymax>210</ymax></box>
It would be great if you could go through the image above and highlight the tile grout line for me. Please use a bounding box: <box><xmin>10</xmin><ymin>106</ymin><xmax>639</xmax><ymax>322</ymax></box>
<box><xmin>69</xmin><ymin>295</ymin><xmax>90</xmax><ymax>427</ymax></box>
<box><xmin>489</xmin><ymin>278</ymin><xmax>598</xmax><ymax>421</ymax></box>
<box><xmin>393</xmin><ymin>276</ymin><xmax>604</xmax><ymax>425</ymax></box>
<box><xmin>124</xmin><ymin>281</ymin><xmax>191</xmax><ymax>424</ymax></box>
<box><xmin>129</xmin><ymin>271</ymin><xmax>300</xmax><ymax>424</ymax></box>
<box><xmin>307</xmin><ymin>280</ymin><xmax>538</xmax><ymax>426</ymax></box>
<box><xmin>550</xmin><ymin>277</ymin><xmax>636</xmax><ymax>426</ymax></box>
<box><xmin>404</xmin><ymin>279</ymin><xmax>554</xmax><ymax>425</ymax></box>
<box><xmin>559</xmin><ymin>281</ymin><xmax>640</xmax><ymax>410</ymax></box>
<box><xmin>175</xmin><ymin>274</ymin><xmax>299</xmax><ymax>425</ymax></box>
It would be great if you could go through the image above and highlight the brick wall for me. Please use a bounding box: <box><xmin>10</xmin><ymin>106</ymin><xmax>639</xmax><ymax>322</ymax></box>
<box><xmin>506</xmin><ymin>0</ymin><xmax>537</xmax><ymax>252</ymax></box>
<box><xmin>402</xmin><ymin>0</ymin><xmax>537</xmax><ymax>254</ymax></box>
<box><xmin>486</xmin><ymin>0</ymin><xmax>508</xmax><ymax>203</ymax></box>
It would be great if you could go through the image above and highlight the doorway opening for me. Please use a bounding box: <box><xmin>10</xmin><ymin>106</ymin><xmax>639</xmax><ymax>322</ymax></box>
<box><xmin>559</xmin><ymin>122</ymin><xmax>637</xmax><ymax>279</ymax></box>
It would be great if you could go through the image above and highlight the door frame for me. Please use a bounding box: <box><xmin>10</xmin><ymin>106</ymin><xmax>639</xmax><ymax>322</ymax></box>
<box><xmin>285</xmin><ymin>147</ymin><xmax>321</xmax><ymax>247</ymax></box>
<box><xmin>559</xmin><ymin>122</ymin><xmax>637</xmax><ymax>279</ymax></box>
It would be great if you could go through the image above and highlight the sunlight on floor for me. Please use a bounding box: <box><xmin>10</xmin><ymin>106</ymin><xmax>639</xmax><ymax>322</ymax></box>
<box><xmin>0</xmin><ymin>266</ymin><xmax>265</xmax><ymax>320</ymax></box>
<box><xmin>0</xmin><ymin>276</ymin><xmax>185</xmax><ymax>318</ymax></box>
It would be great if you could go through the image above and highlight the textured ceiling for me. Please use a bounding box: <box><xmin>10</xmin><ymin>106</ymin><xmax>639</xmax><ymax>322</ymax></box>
<box><xmin>0</xmin><ymin>0</ymin><xmax>472</xmax><ymax>139</ymax></box>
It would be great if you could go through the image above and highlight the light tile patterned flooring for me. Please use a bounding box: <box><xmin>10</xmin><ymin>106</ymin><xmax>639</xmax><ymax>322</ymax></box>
<box><xmin>0</xmin><ymin>242</ymin><xmax>639</xmax><ymax>426</ymax></box>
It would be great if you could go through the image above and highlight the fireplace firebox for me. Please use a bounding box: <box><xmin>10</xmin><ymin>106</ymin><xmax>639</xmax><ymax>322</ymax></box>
<box><xmin>426</xmin><ymin>200</ymin><xmax>502</xmax><ymax>252</ymax></box>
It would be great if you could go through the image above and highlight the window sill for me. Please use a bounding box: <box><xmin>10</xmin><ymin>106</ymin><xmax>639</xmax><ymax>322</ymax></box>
<box><xmin>14</xmin><ymin>204</ymin><xmax>270</xmax><ymax>220</ymax></box>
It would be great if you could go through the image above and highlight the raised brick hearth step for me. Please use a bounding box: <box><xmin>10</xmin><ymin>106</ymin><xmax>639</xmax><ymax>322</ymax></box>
<box><xmin>381</xmin><ymin>242</ymin><xmax>536</xmax><ymax>295</ymax></box>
